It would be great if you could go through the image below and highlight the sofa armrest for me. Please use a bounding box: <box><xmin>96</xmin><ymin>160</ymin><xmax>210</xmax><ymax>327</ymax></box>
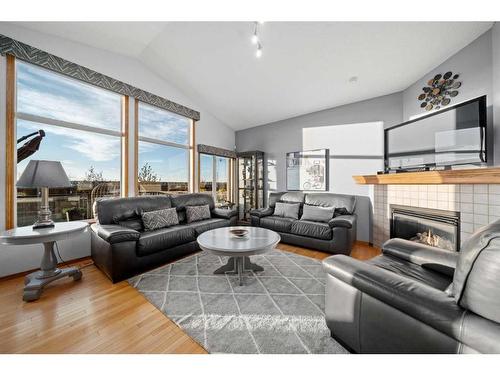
<box><xmin>93</xmin><ymin>224</ymin><xmax>140</xmax><ymax>244</ymax></box>
<box><xmin>250</xmin><ymin>207</ymin><xmax>274</xmax><ymax>218</ymax></box>
<box><xmin>212</xmin><ymin>207</ymin><xmax>238</xmax><ymax>219</ymax></box>
<box><xmin>382</xmin><ymin>238</ymin><xmax>458</xmax><ymax>277</ymax></box>
<box><xmin>328</xmin><ymin>214</ymin><xmax>356</xmax><ymax>229</ymax></box>
<box><xmin>322</xmin><ymin>255</ymin><xmax>464</xmax><ymax>339</ymax></box>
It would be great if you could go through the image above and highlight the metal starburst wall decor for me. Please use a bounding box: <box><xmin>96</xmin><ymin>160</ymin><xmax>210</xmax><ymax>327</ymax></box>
<box><xmin>417</xmin><ymin>71</ymin><xmax>461</xmax><ymax>111</ymax></box>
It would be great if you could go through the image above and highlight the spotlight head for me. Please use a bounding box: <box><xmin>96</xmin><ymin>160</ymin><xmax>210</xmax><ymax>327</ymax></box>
<box><xmin>256</xmin><ymin>46</ymin><xmax>263</xmax><ymax>58</ymax></box>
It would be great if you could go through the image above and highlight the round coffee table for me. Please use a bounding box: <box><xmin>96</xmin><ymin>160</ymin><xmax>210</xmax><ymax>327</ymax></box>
<box><xmin>197</xmin><ymin>226</ymin><xmax>280</xmax><ymax>285</ymax></box>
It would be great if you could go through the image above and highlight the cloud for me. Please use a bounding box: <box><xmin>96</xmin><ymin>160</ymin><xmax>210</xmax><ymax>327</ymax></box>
<box><xmin>17</xmin><ymin>62</ymin><xmax>122</xmax><ymax>132</ymax></box>
<box><xmin>138</xmin><ymin>102</ymin><xmax>189</xmax><ymax>144</ymax></box>
<box><xmin>19</xmin><ymin>120</ymin><xmax>120</xmax><ymax>162</ymax></box>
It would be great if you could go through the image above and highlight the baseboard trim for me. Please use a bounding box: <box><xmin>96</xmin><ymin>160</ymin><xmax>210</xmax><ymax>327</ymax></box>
<box><xmin>0</xmin><ymin>256</ymin><xmax>93</xmax><ymax>282</ymax></box>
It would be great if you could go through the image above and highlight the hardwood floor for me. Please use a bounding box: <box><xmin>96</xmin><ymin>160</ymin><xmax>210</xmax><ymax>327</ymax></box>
<box><xmin>0</xmin><ymin>241</ymin><xmax>380</xmax><ymax>354</ymax></box>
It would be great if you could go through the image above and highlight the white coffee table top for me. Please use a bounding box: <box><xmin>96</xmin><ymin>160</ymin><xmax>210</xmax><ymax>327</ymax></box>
<box><xmin>0</xmin><ymin>221</ymin><xmax>88</xmax><ymax>245</ymax></box>
<box><xmin>197</xmin><ymin>226</ymin><xmax>280</xmax><ymax>257</ymax></box>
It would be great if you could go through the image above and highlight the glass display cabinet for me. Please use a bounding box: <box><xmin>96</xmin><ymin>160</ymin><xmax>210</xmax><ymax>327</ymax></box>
<box><xmin>237</xmin><ymin>151</ymin><xmax>264</xmax><ymax>222</ymax></box>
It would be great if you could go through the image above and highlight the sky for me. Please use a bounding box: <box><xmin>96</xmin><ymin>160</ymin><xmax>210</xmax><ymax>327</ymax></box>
<box><xmin>16</xmin><ymin>61</ymin><xmax>192</xmax><ymax>182</ymax></box>
<box><xmin>199</xmin><ymin>154</ymin><xmax>229</xmax><ymax>184</ymax></box>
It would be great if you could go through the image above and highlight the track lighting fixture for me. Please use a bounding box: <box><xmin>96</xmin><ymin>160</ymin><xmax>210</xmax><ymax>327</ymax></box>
<box><xmin>251</xmin><ymin>22</ymin><xmax>263</xmax><ymax>59</ymax></box>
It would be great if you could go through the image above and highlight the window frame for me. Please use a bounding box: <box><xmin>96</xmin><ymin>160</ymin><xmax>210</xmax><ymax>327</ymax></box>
<box><xmin>7</xmin><ymin>58</ymin><xmax>129</xmax><ymax>228</ymax></box>
<box><xmin>134</xmin><ymin>99</ymin><xmax>194</xmax><ymax>195</ymax></box>
<box><xmin>197</xmin><ymin>152</ymin><xmax>234</xmax><ymax>205</ymax></box>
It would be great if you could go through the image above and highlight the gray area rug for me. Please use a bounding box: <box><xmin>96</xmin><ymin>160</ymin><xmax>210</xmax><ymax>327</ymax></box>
<box><xmin>128</xmin><ymin>249</ymin><xmax>348</xmax><ymax>354</ymax></box>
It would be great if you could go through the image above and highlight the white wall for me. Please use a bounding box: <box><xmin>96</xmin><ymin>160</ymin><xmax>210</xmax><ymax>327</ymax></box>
<box><xmin>0</xmin><ymin>24</ymin><xmax>235</xmax><ymax>277</ymax></box>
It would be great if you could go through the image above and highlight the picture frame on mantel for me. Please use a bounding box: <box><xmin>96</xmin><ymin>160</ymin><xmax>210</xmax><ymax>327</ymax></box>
<box><xmin>286</xmin><ymin>149</ymin><xmax>329</xmax><ymax>191</ymax></box>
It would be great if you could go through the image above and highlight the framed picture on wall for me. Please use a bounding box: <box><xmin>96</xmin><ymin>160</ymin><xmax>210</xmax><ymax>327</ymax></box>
<box><xmin>286</xmin><ymin>149</ymin><xmax>329</xmax><ymax>191</ymax></box>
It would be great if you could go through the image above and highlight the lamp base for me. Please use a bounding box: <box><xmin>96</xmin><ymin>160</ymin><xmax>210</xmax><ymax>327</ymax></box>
<box><xmin>34</xmin><ymin>187</ymin><xmax>54</xmax><ymax>229</ymax></box>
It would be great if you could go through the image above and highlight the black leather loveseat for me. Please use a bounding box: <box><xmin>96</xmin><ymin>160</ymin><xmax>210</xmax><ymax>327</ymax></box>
<box><xmin>91</xmin><ymin>194</ymin><xmax>237</xmax><ymax>282</ymax></box>
<box><xmin>250</xmin><ymin>192</ymin><xmax>357</xmax><ymax>255</ymax></box>
<box><xmin>323</xmin><ymin>220</ymin><xmax>500</xmax><ymax>353</ymax></box>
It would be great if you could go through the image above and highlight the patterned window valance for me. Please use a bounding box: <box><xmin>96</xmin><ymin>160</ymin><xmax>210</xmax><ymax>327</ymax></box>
<box><xmin>197</xmin><ymin>144</ymin><xmax>237</xmax><ymax>159</ymax></box>
<box><xmin>0</xmin><ymin>34</ymin><xmax>200</xmax><ymax>121</ymax></box>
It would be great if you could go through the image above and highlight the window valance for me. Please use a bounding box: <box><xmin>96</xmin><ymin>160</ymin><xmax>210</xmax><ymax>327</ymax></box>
<box><xmin>0</xmin><ymin>34</ymin><xmax>200</xmax><ymax>121</ymax></box>
<box><xmin>197</xmin><ymin>144</ymin><xmax>237</xmax><ymax>159</ymax></box>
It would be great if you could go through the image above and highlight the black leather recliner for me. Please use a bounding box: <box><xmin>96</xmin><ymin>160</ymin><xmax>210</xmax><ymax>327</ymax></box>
<box><xmin>91</xmin><ymin>194</ymin><xmax>237</xmax><ymax>282</ymax></box>
<box><xmin>323</xmin><ymin>220</ymin><xmax>500</xmax><ymax>353</ymax></box>
<box><xmin>250</xmin><ymin>192</ymin><xmax>357</xmax><ymax>255</ymax></box>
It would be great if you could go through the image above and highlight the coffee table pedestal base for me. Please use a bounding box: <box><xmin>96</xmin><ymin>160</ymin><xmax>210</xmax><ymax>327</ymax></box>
<box><xmin>213</xmin><ymin>256</ymin><xmax>264</xmax><ymax>285</ymax></box>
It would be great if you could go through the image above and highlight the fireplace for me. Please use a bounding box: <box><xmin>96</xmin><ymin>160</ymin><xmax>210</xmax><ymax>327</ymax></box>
<box><xmin>390</xmin><ymin>205</ymin><xmax>460</xmax><ymax>252</ymax></box>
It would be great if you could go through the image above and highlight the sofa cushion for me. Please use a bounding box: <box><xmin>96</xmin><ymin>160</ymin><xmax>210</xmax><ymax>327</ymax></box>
<box><xmin>274</xmin><ymin>202</ymin><xmax>300</xmax><ymax>219</ymax></box>
<box><xmin>118</xmin><ymin>218</ymin><xmax>144</xmax><ymax>232</ymax></box>
<box><xmin>300</xmin><ymin>204</ymin><xmax>335</xmax><ymax>223</ymax></box>
<box><xmin>142</xmin><ymin>207</ymin><xmax>179</xmax><ymax>231</ymax></box>
<box><xmin>96</xmin><ymin>224</ymin><xmax>140</xmax><ymax>244</ymax></box>
<box><xmin>95</xmin><ymin>196</ymin><xmax>172</xmax><ymax>225</ymax></box>
<box><xmin>453</xmin><ymin>220</ymin><xmax>500</xmax><ymax>323</ymax></box>
<box><xmin>305</xmin><ymin>193</ymin><xmax>356</xmax><ymax>215</ymax></box>
<box><xmin>367</xmin><ymin>254</ymin><xmax>452</xmax><ymax>291</ymax></box>
<box><xmin>291</xmin><ymin>220</ymin><xmax>332</xmax><ymax>240</ymax></box>
<box><xmin>137</xmin><ymin>226</ymin><xmax>196</xmax><ymax>256</ymax></box>
<box><xmin>186</xmin><ymin>204</ymin><xmax>211</xmax><ymax>223</ymax></box>
<box><xmin>328</xmin><ymin>215</ymin><xmax>355</xmax><ymax>229</ymax></box>
<box><xmin>187</xmin><ymin>218</ymin><xmax>228</xmax><ymax>235</ymax></box>
<box><xmin>171</xmin><ymin>193</ymin><xmax>215</xmax><ymax>210</ymax></box>
<box><xmin>268</xmin><ymin>192</ymin><xmax>284</xmax><ymax>208</ymax></box>
<box><xmin>280</xmin><ymin>192</ymin><xmax>305</xmax><ymax>204</ymax></box>
<box><xmin>212</xmin><ymin>207</ymin><xmax>238</xmax><ymax>219</ymax></box>
<box><xmin>260</xmin><ymin>216</ymin><xmax>295</xmax><ymax>233</ymax></box>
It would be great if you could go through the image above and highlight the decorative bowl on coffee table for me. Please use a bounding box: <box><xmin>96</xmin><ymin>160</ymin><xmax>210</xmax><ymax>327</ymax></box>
<box><xmin>229</xmin><ymin>228</ymin><xmax>249</xmax><ymax>238</ymax></box>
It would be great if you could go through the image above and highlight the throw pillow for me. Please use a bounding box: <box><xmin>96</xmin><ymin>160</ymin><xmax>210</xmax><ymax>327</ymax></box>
<box><xmin>300</xmin><ymin>204</ymin><xmax>335</xmax><ymax>223</ymax></box>
<box><xmin>142</xmin><ymin>207</ymin><xmax>179</xmax><ymax>231</ymax></box>
<box><xmin>186</xmin><ymin>204</ymin><xmax>211</xmax><ymax>223</ymax></box>
<box><xmin>274</xmin><ymin>202</ymin><xmax>300</xmax><ymax>219</ymax></box>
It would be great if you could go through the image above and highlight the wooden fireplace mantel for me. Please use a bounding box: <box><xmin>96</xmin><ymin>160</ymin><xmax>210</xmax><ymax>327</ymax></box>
<box><xmin>353</xmin><ymin>167</ymin><xmax>500</xmax><ymax>185</ymax></box>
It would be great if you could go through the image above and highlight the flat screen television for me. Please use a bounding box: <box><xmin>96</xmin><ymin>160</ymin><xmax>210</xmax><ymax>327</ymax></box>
<box><xmin>384</xmin><ymin>96</ymin><xmax>487</xmax><ymax>172</ymax></box>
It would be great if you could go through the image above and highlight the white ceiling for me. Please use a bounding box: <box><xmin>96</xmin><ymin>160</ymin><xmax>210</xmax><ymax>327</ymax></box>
<box><xmin>13</xmin><ymin>22</ymin><xmax>493</xmax><ymax>130</ymax></box>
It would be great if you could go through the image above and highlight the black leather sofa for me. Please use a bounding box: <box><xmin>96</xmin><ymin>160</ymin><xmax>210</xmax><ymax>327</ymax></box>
<box><xmin>91</xmin><ymin>194</ymin><xmax>237</xmax><ymax>282</ymax></box>
<box><xmin>323</xmin><ymin>220</ymin><xmax>500</xmax><ymax>353</ymax></box>
<box><xmin>250</xmin><ymin>192</ymin><xmax>357</xmax><ymax>255</ymax></box>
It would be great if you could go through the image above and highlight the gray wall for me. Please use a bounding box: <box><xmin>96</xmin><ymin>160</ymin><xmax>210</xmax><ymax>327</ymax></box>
<box><xmin>402</xmin><ymin>29</ymin><xmax>497</xmax><ymax>164</ymax></box>
<box><xmin>236</xmin><ymin>93</ymin><xmax>403</xmax><ymax>243</ymax></box>
<box><xmin>403</xmin><ymin>30</ymin><xmax>492</xmax><ymax>121</ymax></box>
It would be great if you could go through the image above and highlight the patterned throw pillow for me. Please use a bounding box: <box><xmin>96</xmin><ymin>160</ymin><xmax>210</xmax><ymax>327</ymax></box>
<box><xmin>186</xmin><ymin>205</ymin><xmax>211</xmax><ymax>223</ymax></box>
<box><xmin>142</xmin><ymin>207</ymin><xmax>179</xmax><ymax>231</ymax></box>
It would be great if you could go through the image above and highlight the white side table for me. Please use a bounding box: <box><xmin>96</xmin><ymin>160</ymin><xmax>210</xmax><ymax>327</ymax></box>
<box><xmin>0</xmin><ymin>221</ymin><xmax>88</xmax><ymax>301</ymax></box>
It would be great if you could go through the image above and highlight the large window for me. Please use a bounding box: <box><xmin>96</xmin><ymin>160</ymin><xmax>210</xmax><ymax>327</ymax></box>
<box><xmin>199</xmin><ymin>153</ymin><xmax>232</xmax><ymax>205</ymax></box>
<box><xmin>137</xmin><ymin>102</ymin><xmax>191</xmax><ymax>195</ymax></box>
<box><xmin>15</xmin><ymin>61</ymin><xmax>125</xmax><ymax>226</ymax></box>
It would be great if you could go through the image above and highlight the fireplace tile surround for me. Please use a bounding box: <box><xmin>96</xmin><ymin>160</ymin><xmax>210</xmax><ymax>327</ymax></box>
<box><xmin>373</xmin><ymin>184</ymin><xmax>500</xmax><ymax>249</ymax></box>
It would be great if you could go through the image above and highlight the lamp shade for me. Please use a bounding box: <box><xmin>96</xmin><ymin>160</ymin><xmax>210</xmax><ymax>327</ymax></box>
<box><xmin>17</xmin><ymin>160</ymin><xmax>72</xmax><ymax>188</ymax></box>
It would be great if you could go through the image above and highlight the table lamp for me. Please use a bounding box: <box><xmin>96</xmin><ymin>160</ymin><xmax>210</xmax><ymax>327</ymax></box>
<box><xmin>17</xmin><ymin>160</ymin><xmax>72</xmax><ymax>229</ymax></box>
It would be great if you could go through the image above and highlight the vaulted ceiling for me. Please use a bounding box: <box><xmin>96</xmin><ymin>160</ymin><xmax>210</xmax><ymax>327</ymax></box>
<box><xmin>12</xmin><ymin>22</ymin><xmax>494</xmax><ymax>130</ymax></box>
